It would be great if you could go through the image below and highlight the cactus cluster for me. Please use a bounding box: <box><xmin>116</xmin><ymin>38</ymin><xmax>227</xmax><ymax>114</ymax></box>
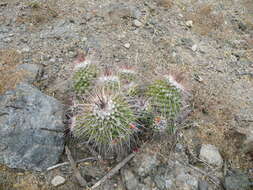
<box><xmin>70</xmin><ymin>54</ymin><xmax>188</xmax><ymax>156</ymax></box>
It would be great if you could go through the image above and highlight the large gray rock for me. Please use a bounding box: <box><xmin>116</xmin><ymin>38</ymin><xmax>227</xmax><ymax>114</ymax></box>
<box><xmin>0</xmin><ymin>83</ymin><xmax>65</xmax><ymax>171</ymax></box>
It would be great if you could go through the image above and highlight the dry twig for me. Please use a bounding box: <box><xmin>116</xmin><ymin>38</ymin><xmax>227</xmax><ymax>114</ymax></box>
<box><xmin>65</xmin><ymin>146</ymin><xmax>88</xmax><ymax>187</ymax></box>
<box><xmin>90</xmin><ymin>152</ymin><xmax>136</xmax><ymax>189</ymax></box>
<box><xmin>46</xmin><ymin>157</ymin><xmax>97</xmax><ymax>171</ymax></box>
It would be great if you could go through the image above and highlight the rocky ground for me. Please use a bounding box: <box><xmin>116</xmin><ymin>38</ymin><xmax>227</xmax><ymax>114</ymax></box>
<box><xmin>0</xmin><ymin>0</ymin><xmax>253</xmax><ymax>189</ymax></box>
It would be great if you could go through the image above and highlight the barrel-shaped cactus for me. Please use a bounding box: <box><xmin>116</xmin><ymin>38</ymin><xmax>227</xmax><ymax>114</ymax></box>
<box><xmin>72</xmin><ymin>89</ymin><xmax>138</xmax><ymax>153</ymax></box>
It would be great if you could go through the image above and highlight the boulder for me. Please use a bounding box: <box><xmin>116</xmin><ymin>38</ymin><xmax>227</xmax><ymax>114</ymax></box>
<box><xmin>0</xmin><ymin>83</ymin><xmax>65</xmax><ymax>171</ymax></box>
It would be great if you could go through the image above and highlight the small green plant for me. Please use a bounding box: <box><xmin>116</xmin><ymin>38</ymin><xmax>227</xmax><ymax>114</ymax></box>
<box><xmin>72</xmin><ymin>89</ymin><xmax>137</xmax><ymax>153</ymax></box>
<box><xmin>73</xmin><ymin>65</ymin><xmax>97</xmax><ymax>94</ymax></box>
<box><xmin>146</xmin><ymin>80</ymin><xmax>182</xmax><ymax>120</ymax></box>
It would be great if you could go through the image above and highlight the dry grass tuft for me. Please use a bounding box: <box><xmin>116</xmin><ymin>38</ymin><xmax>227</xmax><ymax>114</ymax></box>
<box><xmin>186</xmin><ymin>4</ymin><xmax>224</xmax><ymax>36</ymax></box>
<box><xmin>0</xmin><ymin>50</ymin><xmax>26</xmax><ymax>94</ymax></box>
<box><xmin>16</xmin><ymin>2</ymin><xmax>58</xmax><ymax>26</ymax></box>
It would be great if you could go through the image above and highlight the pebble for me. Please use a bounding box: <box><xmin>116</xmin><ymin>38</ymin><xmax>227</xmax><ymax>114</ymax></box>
<box><xmin>186</xmin><ymin>20</ymin><xmax>193</xmax><ymax>27</ymax></box>
<box><xmin>22</xmin><ymin>47</ymin><xmax>30</xmax><ymax>52</ymax></box>
<box><xmin>199</xmin><ymin>144</ymin><xmax>223</xmax><ymax>167</ymax></box>
<box><xmin>51</xmin><ymin>176</ymin><xmax>66</xmax><ymax>187</ymax></box>
<box><xmin>191</xmin><ymin>44</ymin><xmax>198</xmax><ymax>52</ymax></box>
<box><xmin>124</xmin><ymin>43</ymin><xmax>131</xmax><ymax>49</ymax></box>
<box><xmin>133</xmin><ymin>19</ymin><xmax>143</xmax><ymax>27</ymax></box>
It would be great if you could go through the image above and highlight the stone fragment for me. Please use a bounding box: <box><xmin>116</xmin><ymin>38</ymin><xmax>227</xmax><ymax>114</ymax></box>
<box><xmin>51</xmin><ymin>176</ymin><xmax>66</xmax><ymax>187</ymax></box>
<box><xmin>199</xmin><ymin>144</ymin><xmax>223</xmax><ymax>167</ymax></box>
<box><xmin>133</xmin><ymin>20</ymin><xmax>143</xmax><ymax>27</ymax></box>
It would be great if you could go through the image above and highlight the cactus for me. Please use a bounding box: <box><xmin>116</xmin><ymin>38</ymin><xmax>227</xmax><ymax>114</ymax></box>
<box><xmin>97</xmin><ymin>74</ymin><xmax>121</xmax><ymax>90</ymax></box>
<box><xmin>73</xmin><ymin>64</ymin><xmax>97</xmax><ymax>94</ymax></box>
<box><xmin>72</xmin><ymin>89</ymin><xmax>138</xmax><ymax>153</ymax></box>
<box><xmin>118</xmin><ymin>66</ymin><xmax>137</xmax><ymax>82</ymax></box>
<box><xmin>146</xmin><ymin>79</ymin><xmax>182</xmax><ymax>120</ymax></box>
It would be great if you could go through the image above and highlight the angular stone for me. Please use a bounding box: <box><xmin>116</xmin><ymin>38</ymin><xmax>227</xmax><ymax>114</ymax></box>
<box><xmin>199</xmin><ymin>144</ymin><xmax>223</xmax><ymax>167</ymax></box>
<box><xmin>133</xmin><ymin>152</ymin><xmax>160</xmax><ymax>177</ymax></box>
<box><xmin>51</xmin><ymin>176</ymin><xmax>66</xmax><ymax>187</ymax></box>
<box><xmin>0</xmin><ymin>83</ymin><xmax>65</xmax><ymax>171</ymax></box>
<box><xmin>122</xmin><ymin>169</ymin><xmax>139</xmax><ymax>190</ymax></box>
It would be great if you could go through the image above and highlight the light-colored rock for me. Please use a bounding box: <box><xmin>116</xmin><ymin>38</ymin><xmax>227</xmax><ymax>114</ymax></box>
<box><xmin>133</xmin><ymin>20</ymin><xmax>143</xmax><ymax>27</ymax></box>
<box><xmin>186</xmin><ymin>20</ymin><xmax>193</xmax><ymax>27</ymax></box>
<box><xmin>133</xmin><ymin>152</ymin><xmax>160</xmax><ymax>177</ymax></box>
<box><xmin>199</xmin><ymin>144</ymin><xmax>223</xmax><ymax>167</ymax></box>
<box><xmin>124</xmin><ymin>43</ymin><xmax>131</xmax><ymax>49</ymax></box>
<box><xmin>122</xmin><ymin>169</ymin><xmax>139</xmax><ymax>190</ymax></box>
<box><xmin>51</xmin><ymin>176</ymin><xmax>66</xmax><ymax>187</ymax></box>
<box><xmin>191</xmin><ymin>44</ymin><xmax>198</xmax><ymax>52</ymax></box>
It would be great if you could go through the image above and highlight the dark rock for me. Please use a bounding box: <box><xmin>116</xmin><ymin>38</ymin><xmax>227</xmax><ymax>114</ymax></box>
<box><xmin>133</xmin><ymin>151</ymin><xmax>160</xmax><ymax>177</ymax></box>
<box><xmin>0</xmin><ymin>83</ymin><xmax>65</xmax><ymax>171</ymax></box>
<box><xmin>224</xmin><ymin>172</ymin><xmax>251</xmax><ymax>190</ymax></box>
<box><xmin>153</xmin><ymin>175</ymin><xmax>173</xmax><ymax>190</ymax></box>
<box><xmin>238</xmin><ymin>22</ymin><xmax>247</xmax><ymax>31</ymax></box>
<box><xmin>198</xmin><ymin>180</ymin><xmax>209</xmax><ymax>190</ymax></box>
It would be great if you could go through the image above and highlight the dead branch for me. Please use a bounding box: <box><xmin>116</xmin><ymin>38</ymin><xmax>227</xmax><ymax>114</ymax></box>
<box><xmin>90</xmin><ymin>152</ymin><xmax>136</xmax><ymax>189</ymax></box>
<box><xmin>65</xmin><ymin>146</ymin><xmax>88</xmax><ymax>187</ymax></box>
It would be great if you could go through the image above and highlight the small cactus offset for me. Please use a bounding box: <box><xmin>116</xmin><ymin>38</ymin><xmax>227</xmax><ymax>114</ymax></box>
<box><xmin>146</xmin><ymin>79</ymin><xmax>182</xmax><ymax>120</ymax></box>
<box><xmin>72</xmin><ymin>89</ymin><xmax>138</xmax><ymax>154</ymax></box>
<box><xmin>96</xmin><ymin>69</ymin><xmax>121</xmax><ymax>90</ymax></box>
<box><xmin>118</xmin><ymin>65</ymin><xmax>137</xmax><ymax>82</ymax></box>
<box><xmin>73</xmin><ymin>64</ymin><xmax>97</xmax><ymax>94</ymax></box>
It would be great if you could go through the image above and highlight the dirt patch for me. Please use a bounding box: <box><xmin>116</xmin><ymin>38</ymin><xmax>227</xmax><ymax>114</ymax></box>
<box><xmin>16</xmin><ymin>1</ymin><xmax>58</xmax><ymax>27</ymax></box>
<box><xmin>186</xmin><ymin>4</ymin><xmax>224</xmax><ymax>36</ymax></box>
<box><xmin>0</xmin><ymin>50</ymin><xmax>27</xmax><ymax>94</ymax></box>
